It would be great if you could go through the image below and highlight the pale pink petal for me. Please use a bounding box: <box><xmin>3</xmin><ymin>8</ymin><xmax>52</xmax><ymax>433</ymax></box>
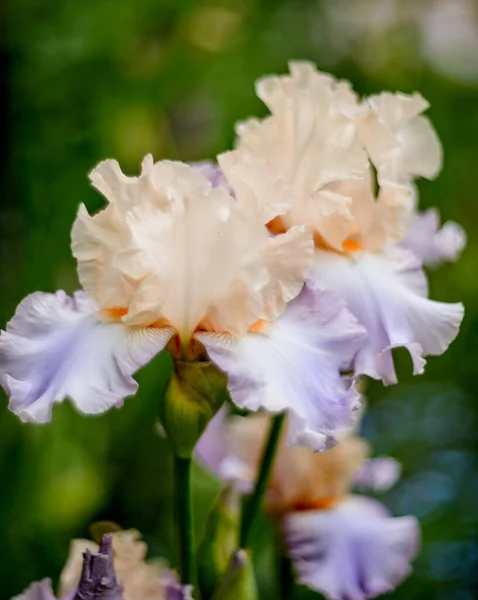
<box><xmin>235</xmin><ymin>62</ymin><xmax>369</xmax><ymax>249</ymax></box>
<box><xmin>0</xmin><ymin>291</ymin><xmax>173</xmax><ymax>423</ymax></box>
<box><xmin>310</xmin><ymin>246</ymin><xmax>464</xmax><ymax>384</ymax></box>
<box><xmin>196</xmin><ymin>285</ymin><xmax>367</xmax><ymax>450</ymax></box>
<box><xmin>359</xmin><ymin>92</ymin><xmax>442</xmax><ymax>183</ymax></box>
<box><xmin>285</xmin><ymin>496</ymin><xmax>420</xmax><ymax>600</ymax></box>
<box><xmin>402</xmin><ymin>208</ymin><xmax>467</xmax><ymax>267</ymax></box>
<box><xmin>218</xmin><ymin>149</ymin><xmax>294</xmax><ymax>224</ymax></box>
<box><xmin>74</xmin><ymin>159</ymin><xmax>313</xmax><ymax>337</ymax></box>
<box><xmin>353</xmin><ymin>457</ymin><xmax>402</xmax><ymax>493</ymax></box>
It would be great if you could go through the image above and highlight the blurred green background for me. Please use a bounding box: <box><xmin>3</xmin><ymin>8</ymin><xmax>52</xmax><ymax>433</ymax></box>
<box><xmin>1</xmin><ymin>0</ymin><xmax>477</xmax><ymax>598</ymax></box>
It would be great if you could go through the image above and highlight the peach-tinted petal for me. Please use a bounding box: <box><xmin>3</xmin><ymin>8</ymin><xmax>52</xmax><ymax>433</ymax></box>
<box><xmin>235</xmin><ymin>62</ymin><xmax>369</xmax><ymax>249</ymax></box>
<box><xmin>60</xmin><ymin>530</ymin><xmax>170</xmax><ymax>600</ymax></box>
<box><xmin>358</xmin><ymin>92</ymin><xmax>442</xmax><ymax>184</ymax></box>
<box><xmin>196</xmin><ymin>408</ymin><xmax>371</xmax><ymax>514</ymax></box>
<box><xmin>73</xmin><ymin>159</ymin><xmax>313</xmax><ymax>339</ymax></box>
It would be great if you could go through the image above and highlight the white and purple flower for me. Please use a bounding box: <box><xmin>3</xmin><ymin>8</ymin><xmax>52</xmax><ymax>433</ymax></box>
<box><xmin>221</xmin><ymin>61</ymin><xmax>464</xmax><ymax>385</ymax></box>
<box><xmin>0</xmin><ymin>156</ymin><xmax>366</xmax><ymax>449</ymax></box>
<box><xmin>196</xmin><ymin>410</ymin><xmax>420</xmax><ymax>600</ymax></box>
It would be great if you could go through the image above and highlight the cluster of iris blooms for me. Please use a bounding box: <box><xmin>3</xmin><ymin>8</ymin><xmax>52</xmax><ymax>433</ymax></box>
<box><xmin>3</xmin><ymin>62</ymin><xmax>465</xmax><ymax>600</ymax></box>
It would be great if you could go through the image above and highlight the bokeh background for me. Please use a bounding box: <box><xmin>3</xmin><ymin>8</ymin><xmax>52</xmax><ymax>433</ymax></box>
<box><xmin>1</xmin><ymin>0</ymin><xmax>478</xmax><ymax>598</ymax></box>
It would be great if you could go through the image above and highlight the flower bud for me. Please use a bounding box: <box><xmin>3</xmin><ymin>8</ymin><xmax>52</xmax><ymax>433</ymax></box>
<box><xmin>211</xmin><ymin>550</ymin><xmax>258</xmax><ymax>600</ymax></box>
<box><xmin>160</xmin><ymin>360</ymin><xmax>227</xmax><ymax>458</ymax></box>
<box><xmin>198</xmin><ymin>485</ymin><xmax>240</xmax><ymax>598</ymax></box>
<box><xmin>75</xmin><ymin>534</ymin><xmax>124</xmax><ymax>600</ymax></box>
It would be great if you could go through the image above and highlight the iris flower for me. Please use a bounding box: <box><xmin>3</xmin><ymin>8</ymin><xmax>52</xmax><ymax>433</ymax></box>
<box><xmin>220</xmin><ymin>61</ymin><xmax>464</xmax><ymax>384</ymax></box>
<box><xmin>13</xmin><ymin>532</ymin><xmax>191</xmax><ymax>600</ymax></box>
<box><xmin>196</xmin><ymin>410</ymin><xmax>419</xmax><ymax>600</ymax></box>
<box><xmin>0</xmin><ymin>158</ymin><xmax>366</xmax><ymax>448</ymax></box>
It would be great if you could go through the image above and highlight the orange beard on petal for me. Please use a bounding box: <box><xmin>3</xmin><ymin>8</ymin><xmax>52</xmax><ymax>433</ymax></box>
<box><xmin>248</xmin><ymin>319</ymin><xmax>272</xmax><ymax>334</ymax></box>
<box><xmin>267</xmin><ymin>216</ymin><xmax>287</xmax><ymax>235</ymax></box>
<box><xmin>341</xmin><ymin>239</ymin><xmax>363</xmax><ymax>253</ymax></box>
<box><xmin>102</xmin><ymin>306</ymin><xmax>129</xmax><ymax>320</ymax></box>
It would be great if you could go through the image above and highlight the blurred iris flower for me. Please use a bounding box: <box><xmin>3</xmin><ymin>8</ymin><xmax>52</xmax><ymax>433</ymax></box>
<box><xmin>197</xmin><ymin>409</ymin><xmax>419</xmax><ymax>600</ymax></box>
<box><xmin>13</xmin><ymin>532</ymin><xmax>191</xmax><ymax>600</ymax></box>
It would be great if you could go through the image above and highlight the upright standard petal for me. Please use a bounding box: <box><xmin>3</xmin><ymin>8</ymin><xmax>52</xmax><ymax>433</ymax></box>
<box><xmin>0</xmin><ymin>291</ymin><xmax>173</xmax><ymax>423</ymax></box>
<box><xmin>73</xmin><ymin>159</ymin><xmax>313</xmax><ymax>339</ymax></box>
<box><xmin>402</xmin><ymin>208</ymin><xmax>467</xmax><ymax>267</ymax></box>
<box><xmin>196</xmin><ymin>285</ymin><xmax>367</xmax><ymax>450</ymax></box>
<box><xmin>358</xmin><ymin>92</ymin><xmax>442</xmax><ymax>184</ymax></box>
<box><xmin>284</xmin><ymin>496</ymin><xmax>420</xmax><ymax>600</ymax></box>
<box><xmin>310</xmin><ymin>246</ymin><xmax>464</xmax><ymax>384</ymax></box>
<box><xmin>234</xmin><ymin>62</ymin><xmax>369</xmax><ymax>250</ymax></box>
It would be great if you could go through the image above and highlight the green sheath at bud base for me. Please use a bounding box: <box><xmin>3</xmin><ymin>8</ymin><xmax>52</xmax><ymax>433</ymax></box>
<box><xmin>198</xmin><ymin>485</ymin><xmax>240</xmax><ymax>599</ymax></box>
<box><xmin>160</xmin><ymin>360</ymin><xmax>227</xmax><ymax>458</ymax></box>
<box><xmin>211</xmin><ymin>549</ymin><xmax>259</xmax><ymax>600</ymax></box>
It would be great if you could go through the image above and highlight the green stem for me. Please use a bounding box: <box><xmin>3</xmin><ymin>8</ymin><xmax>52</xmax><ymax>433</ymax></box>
<box><xmin>174</xmin><ymin>455</ymin><xmax>196</xmax><ymax>586</ymax></box>
<box><xmin>277</xmin><ymin>542</ymin><xmax>295</xmax><ymax>600</ymax></box>
<box><xmin>240</xmin><ymin>413</ymin><xmax>285</xmax><ymax>547</ymax></box>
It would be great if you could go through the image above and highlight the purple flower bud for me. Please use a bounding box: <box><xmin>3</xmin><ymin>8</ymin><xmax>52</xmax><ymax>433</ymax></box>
<box><xmin>74</xmin><ymin>535</ymin><xmax>124</xmax><ymax>600</ymax></box>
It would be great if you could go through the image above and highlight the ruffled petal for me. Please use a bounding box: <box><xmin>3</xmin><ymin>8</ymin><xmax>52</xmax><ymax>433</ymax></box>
<box><xmin>353</xmin><ymin>457</ymin><xmax>402</xmax><ymax>493</ymax></box>
<box><xmin>402</xmin><ymin>208</ymin><xmax>467</xmax><ymax>267</ymax></box>
<box><xmin>74</xmin><ymin>159</ymin><xmax>313</xmax><ymax>337</ymax></box>
<box><xmin>196</xmin><ymin>284</ymin><xmax>367</xmax><ymax>450</ymax></box>
<box><xmin>284</xmin><ymin>496</ymin><xmax>420</xmax><ymax>600</ymax></box>
<box><xmin>235</xmin><ymin>62</ymin><xmax>369</xmax><ymax>248</ymax></box>
<box><xmin>310</xmin><ymin>247</ymin><xmax>464</xmax><ymax>384</ymax></box>
<box><xmin>218</xmin><ymin>149</ymin><xmax>294</xmax><ymax>224</ymax></box>
<box><xmin>11</xmin><ymin>580</ymin><xmax>57</xmax><ymax>600</ymax></box>
<box><xmin>0</xmin><ymin>291</ymin><xmax>173</xmax><ymax>423</ymax></box>
<box><xmin>358</xmin><ymin>92</ymin><xmax>442</xmax><ymax>183</ymax></box>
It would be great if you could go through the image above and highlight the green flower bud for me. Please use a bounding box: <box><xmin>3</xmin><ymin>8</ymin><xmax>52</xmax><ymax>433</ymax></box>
<box><xmin>198</xmin><ymin>485</ymin><xmax>240</xmax><ymax>598</ymax></box>
<box><xmin>160</xmin><ymin>360</ymin><xmax>227</xmax><ymax>458</ymax></box>
<box><xmin>211</xmin><ymin>549</ymin><xmax>258</xmax><ymax>600</ymax></box>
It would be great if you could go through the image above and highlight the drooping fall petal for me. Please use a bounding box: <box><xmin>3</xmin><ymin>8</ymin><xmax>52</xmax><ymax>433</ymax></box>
<box><xmin>196</xmin><ymin>285</ymin><xmax>367</xmax><ymax>450</ymax></box>
<box><xmin>285</xmin><ymin>496</ymin><xmax>420</xmax><ymax>600</ymax></box>
<box><xmin>0</xmin><ymin>291</ymin><xmax>173</xmax><ymax>423</ymax></box>
<box><xmin>310</xmin><ymin>247</ymin><xmax>464</xmax><ymax>384</ymax></box>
